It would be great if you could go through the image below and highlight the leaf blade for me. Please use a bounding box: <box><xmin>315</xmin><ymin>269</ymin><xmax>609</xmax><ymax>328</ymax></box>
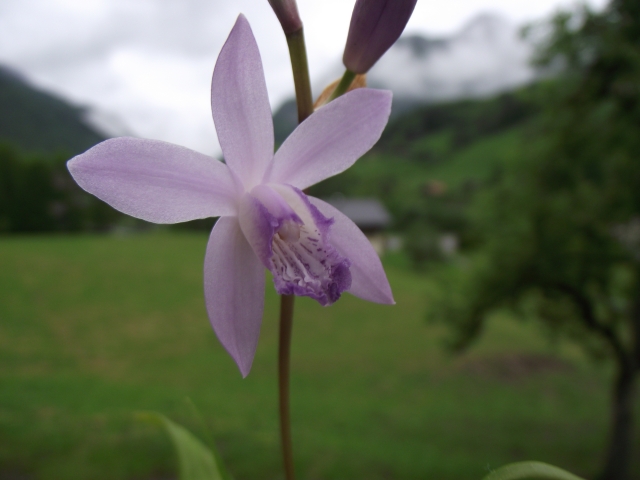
<box><xmin>483</xmin><ymin>462</ymin><xmax>586</xmax><ymax>480</ymax></box>
<box><xmin>138</xmin><ymin>412</ymin><xmax>225</xmax><ymax>480</ymax></box>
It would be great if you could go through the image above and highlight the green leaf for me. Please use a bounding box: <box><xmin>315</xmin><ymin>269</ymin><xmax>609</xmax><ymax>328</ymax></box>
<box><xmin>138</xmin><ymin>412</ymin><xmax>225</xmax><ymax>480</ymax></box>
<box><xmin>483</xmin><ymin>462</ymin><xmax>586</xmax><ymax>480</ymax></box>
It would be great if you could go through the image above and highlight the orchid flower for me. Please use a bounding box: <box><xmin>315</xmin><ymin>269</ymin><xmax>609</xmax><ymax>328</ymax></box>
<box><xmin>67</xmin><ymin>15</ymin><xmax>394</xmax><ymax>377</ymax></box>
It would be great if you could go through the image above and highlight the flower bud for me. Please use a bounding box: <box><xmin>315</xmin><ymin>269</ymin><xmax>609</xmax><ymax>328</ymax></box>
<box><xmin>267</xmin><ymin>0</ymin><xmax>303</xmax><ymax>34</ymax></box>
<box><xmin>343</xmin><ymin>0</ymin><xmax>418</xmax><ymax>74</ymax></box>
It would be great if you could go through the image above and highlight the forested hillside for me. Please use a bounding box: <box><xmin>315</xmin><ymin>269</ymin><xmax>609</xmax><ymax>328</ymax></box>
<box><xmin>0</xmin><ymin>66</ymin><xmax>105</xmax><ymax>156</ymax></box>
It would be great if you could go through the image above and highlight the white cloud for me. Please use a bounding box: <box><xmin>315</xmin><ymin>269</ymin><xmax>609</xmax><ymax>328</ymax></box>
<box><xmin>0</xmin><ymin>0</ymin><xmax>608</xmax><ymax>156</ymax></box>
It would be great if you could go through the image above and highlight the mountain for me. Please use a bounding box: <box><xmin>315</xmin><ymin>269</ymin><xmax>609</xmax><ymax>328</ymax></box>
<box><xmin>310</xmin><ymin>85</ymin><xmax>540</xmax><ymax>196</ymax></box>
<box><xmin>375</xmin><ymin>87</ymin><xmax>539</xmax><ymax>158</ymax></box>
<box><xmin>0</xmin><ymin>65</ymin><xmax>107</xmax><ymax>155</ymax></box>
<box><xmin>273</xmin><ymin>98</ymin><xmax>298</xmax><ymax>146</ymax></box>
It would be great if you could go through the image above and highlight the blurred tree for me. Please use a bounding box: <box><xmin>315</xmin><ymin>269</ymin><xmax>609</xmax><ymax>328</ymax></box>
<box><xmin>0</xmin><ymin>142</ymin><xmax>124</xmax><ymax>233</ymax></box>
<box><xmin>429</xmin><ymin>2</ymin><xmax>640</xmax><ymax>479</ymax></box>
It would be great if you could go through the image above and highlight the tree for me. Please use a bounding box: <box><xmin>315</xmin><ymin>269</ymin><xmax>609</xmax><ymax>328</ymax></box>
<box><xmin>430</xmin><ymin>2</ymin><xmax>640</xmax><ymax>478</ymax></box>
<box><xmin>0</xmin><ymin>142</ymin><xmax>126</xmax><ymax>233</ymax></box>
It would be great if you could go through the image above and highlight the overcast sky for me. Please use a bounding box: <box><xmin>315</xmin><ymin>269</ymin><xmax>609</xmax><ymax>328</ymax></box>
<box><xmin>0</xmin><ymin>0</ymin><xmax>607</xmax><ymax>156</ymax></box>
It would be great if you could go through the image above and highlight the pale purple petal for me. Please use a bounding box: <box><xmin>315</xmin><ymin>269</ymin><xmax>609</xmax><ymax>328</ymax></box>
<box><xmin>211</xmin><ymin>14</ymin><xmax>274</xmax><ymax>190</ymax></box>
<box><xmin>268</xmin><ymin>88</ymin><xmax>392</xmax><ymax>190</ymax></box>
<box><xmin>204</xmin><ymin>216</ymin><xmax>265</xmax><ymax>377</ymax></box>
<box><xmin>67</xmin><ymin>137</ymin><xmax>237</xmax><ymax>223</ymax></box>
<box><xmin>309</xmin><ymin>197</ymin><xmax>394</xmax><ymax>304</ymax></box>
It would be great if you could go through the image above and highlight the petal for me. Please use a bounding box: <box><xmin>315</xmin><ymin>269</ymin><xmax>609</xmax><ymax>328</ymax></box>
<box><xmin>237</xmin><ymin>191</ymin><xmax>280</xmax><ymax>268</ymax></box>
<box><xmin>67</xmin><ymin>137</ymin><xmax>237</xmax><ymax>223</ymax></box>
<box><xmin>204</xmin><ymin>216</ymin><xmax>265</xmax><ymax>377</ymax></box>
<box><xmin>308</xmin><ymin>197</ymin><xmax>394</xmax><ymax>304</ymax></box>
<box><xmin>268</xmin><ymin>88</ymin><xmax>392</xmax><ymax>190</ymax></box>
<box><xmin>211</xmin><ymin>14</ymin><xmax>274</xmax><ymax>190</ymax></box>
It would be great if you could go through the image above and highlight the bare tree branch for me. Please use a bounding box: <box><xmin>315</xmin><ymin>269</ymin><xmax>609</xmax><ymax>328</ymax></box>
<box><xmin>553</xmin><ymin>282</ymin><xmax>631</xmax><ymax>369</ymax></box>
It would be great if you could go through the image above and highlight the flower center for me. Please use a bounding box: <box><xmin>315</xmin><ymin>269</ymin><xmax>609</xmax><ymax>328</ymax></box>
<box><xmin>268</xmin><ymin>217</ymin><xmax>350</xmax><ymax>305</ymax></box>
<box><xmin>239</xmin><ymin>184</ymin><xmax>352</xmax><ymax>306</ymax></box>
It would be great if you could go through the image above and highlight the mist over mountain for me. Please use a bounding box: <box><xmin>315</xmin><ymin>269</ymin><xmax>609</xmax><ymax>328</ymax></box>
<box><xmin>368</xmin><ymin>14</ymin><xmax>535</xmax><ymax>106</ymax></box>
<box><xmin>275</xmin><ymin>13</ymin><xmax>537</xmax><ymax>143</ymax></box>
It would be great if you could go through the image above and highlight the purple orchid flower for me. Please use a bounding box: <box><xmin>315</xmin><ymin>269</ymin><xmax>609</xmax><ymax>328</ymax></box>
<box><xmin>67</xmin><ymin>15</ymin><xmax>394</xmax><ymax>377</ymax></box>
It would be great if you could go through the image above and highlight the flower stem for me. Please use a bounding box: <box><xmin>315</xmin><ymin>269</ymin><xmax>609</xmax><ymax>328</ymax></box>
<box><xmin>278</xmin><ymin>294</ymin><xmax>296</xmax><ymax>480</ymax></box>
<box><xmin>277</xmin><ymin>25</ymin><xmax>313</xmax><ymax>480</ymax></box>
<box><xmin>328</xmin><ymin>69</ymin><xmax>356</xmax><ymax>102</ymax></box>
<box><xmin>286</xmin><ymin>28</ymin><xmax>314</xmax><ymax>122</ymax></box>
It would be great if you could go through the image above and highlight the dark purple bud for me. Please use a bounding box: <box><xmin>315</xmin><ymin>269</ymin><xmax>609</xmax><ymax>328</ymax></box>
<box><xmin>343</xmin><ymin>0</ymin><xmax>418</xmax><ymax>73</ymax></box>
<box><xmin>267</xmin><ymin>0</ymin><xmax>303</xmax><ymax>34</ymax></box>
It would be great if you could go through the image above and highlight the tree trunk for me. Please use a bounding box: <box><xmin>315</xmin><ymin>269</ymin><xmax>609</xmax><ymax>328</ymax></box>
<box><xmin>599</xmin><ymin>363</ymin><xmax>637</xmax><ymax>480</ymax></box>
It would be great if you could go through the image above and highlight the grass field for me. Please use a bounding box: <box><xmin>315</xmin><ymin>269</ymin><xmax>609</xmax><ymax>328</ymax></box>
<box><xmin>0</xmin><ymin>233</ymin><xmax>638</xmax><ymax>479</ymax></box>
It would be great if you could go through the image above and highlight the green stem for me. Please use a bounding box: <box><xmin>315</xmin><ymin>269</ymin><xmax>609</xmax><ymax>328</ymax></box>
<box><xmin>286</xmin><ymin>28</ymin><xmax>314</xmax><ymax>123</ymax></box>
<box><xmin>278</xmin><ymin>294</ymin><xmax>296</xmax><ymax>480</ymax></box>
<box><xmin>276</xmin><ymin>26</ymin><xmax>314</xmax><ymax>480</ymax></box>
<box><xmin>328</xmin><ymin>69</ymin><xmax>356</xmax><ymax>102</ymax></box>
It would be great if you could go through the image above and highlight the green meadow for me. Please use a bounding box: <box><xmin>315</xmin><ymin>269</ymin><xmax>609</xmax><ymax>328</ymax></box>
<box><xmin>1</xmin><ymin>233</ymin><xmax>638</xmax><ymax>479</ymax></box>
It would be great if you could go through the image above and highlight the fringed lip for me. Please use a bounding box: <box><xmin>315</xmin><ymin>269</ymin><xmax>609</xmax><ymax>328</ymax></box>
<box><xmin>239</xmin><ymin>184</ymin><xmax>352</xmax><ymax>306</ymax></box>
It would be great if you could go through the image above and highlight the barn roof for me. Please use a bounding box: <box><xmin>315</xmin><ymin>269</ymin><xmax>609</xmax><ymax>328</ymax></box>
<box><xmin>324</xmin><ymin>197</ymin><xmax>391</xmax><ymax>229</ymax></box>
